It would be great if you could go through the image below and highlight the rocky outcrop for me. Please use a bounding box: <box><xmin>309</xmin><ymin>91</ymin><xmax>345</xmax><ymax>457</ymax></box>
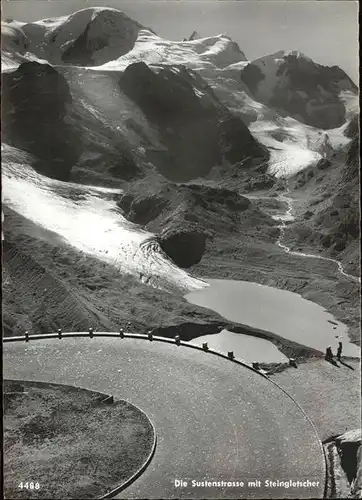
<box><xmin>319</xmin><ymin>210</ymin><xmax>359</xmax><ymax>253</ymax></box>
<box><xmin>239</xmin><ymin>63</ymin><xmax>265</xmax><ymax>94</ymax></box>
<box><xmin>151</xmin><ymin>322</ymin><xmax>225</xmax><ymax>341</ymax></box>
<box><xmin>336</xmin><ymin>430</ymin><xmax>362</xmax><ymax>489</ymax></box>
<box><xmin>118</xmin><ymin>182</ymin><xmax>257</xmax><ymax>233</ymax></box>
<box><xmin>1</xmin><ymin>23</ymin><xmax>29</xmax><ymax>54</ymax></box>
<box><xmin>2</xmin><ymin>62</ymin><xmax>82</xmax><ymax>180</ymax></box>
<box><xmin>218</xmin><ymin>115</ymin><xmax>268</xmax><ymax>163</ymax></box>
<box><xmin>118</xmin><ymin>193</ymin><xmax>169</xmax><ymax>226</ymax></box>
<box><xmin>316</xmin><ymin>158</ymin><xmax>332</xmax><ymax>171</ymax></box>
<box><xmin>240</xmin><ymin>52</ymin><xmax>357</xmax><ymax>129</ymax></box>
<box><xmin>120</xmin><ymin>62</ymin><xmax>205</xmax><ymax>126</ymax></box>
<box><xmin>344</xmin><ymin>114</ymin><xmax>359</xmax><ymax>139</ymax></box>
<box><xmin>72</xmin><ymin>150</ymin><xmax>143</xmax><ymax>184</ymax></box>
<box><xmin>159</xmin><ymin>229</ymin><xmax>206</xmax><ymax>268</ymax></box>
<box><xmin>119</xmin><ymin>62</ymin><xmax>269</xmax><ymax>181</ymax></box>
<box><xmin>345</xmin><ymin>136</ymin><xmax>359</xmax><ymax>176</ymax></box>
<box><xmin>188</xmin><ymin>31</ymin><xmax>201</xmax><ymax>41</ymax></box>
<box><xmin>324</xmin><ymin>430</ymin><xmax>362</xmax><ymax>499</ymax></box>
<box><xmin>320</xmin><ymin>133</ymin><xmax>360</xmax><ymax>254</ymax></box>
<box><xmin>118</xmin><ymin>181</ymin><xmax>273</xmax><ymax>268</ymax></box>
<box><xmin>243</xmin><ymin>173</ymin><xmax>276</xmax><ymax>191</ymax></box>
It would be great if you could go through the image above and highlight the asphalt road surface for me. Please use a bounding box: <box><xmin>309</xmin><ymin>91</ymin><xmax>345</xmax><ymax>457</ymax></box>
<box><xmin>4</xmin><ymin>336</ymin><xmax>325</xmax><ymax>499</ymax></box>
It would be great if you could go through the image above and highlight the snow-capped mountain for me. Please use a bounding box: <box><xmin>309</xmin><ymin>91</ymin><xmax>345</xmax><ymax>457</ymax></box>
<box><xmin>2</xmin><ymin>7</ymin><xmax>149</xmax><ymax>67</ymax></box>
<box><xmin>2</xmin><ymin>8</ymin><xmax>357</xmax><ymax>179</ymax></box>
<box><xmin>2</xmin><ymin>6</ymin><xmax>357</xmax><ymax>193</ymax></box>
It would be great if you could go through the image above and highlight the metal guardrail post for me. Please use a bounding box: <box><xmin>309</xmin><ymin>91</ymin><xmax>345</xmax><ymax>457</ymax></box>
<box><xmin>89</xmin><ymin>328</ymin><xmax>94</xmax><ymax>338</ymax></box>
<box><xmin>25</xmin><ymin>331</ymin><xmax>29</xmax><ymax>342</ymax></box>
<box><xmin>119</xmin><ymin>328</ymin><xmax>124</xmax><ymax>338</ymax></box>
<box><xmin>101</xmin><ymin>396</ymin><xmax>114</xmax><ymax>405</ymax></box>
<box><xmin>175</xmin><ymin>335</ymin><xmax>180</xmax><ymax>346</ymax></box>
<box><xmin>148</xmin><ymin>331</ymin><xmax>153</xmax><ymax>341</ymax></box>
<box><xmin>58</xmin><ymin>329</ymin><xmax>62</xmax><ymax>339</ymax></box>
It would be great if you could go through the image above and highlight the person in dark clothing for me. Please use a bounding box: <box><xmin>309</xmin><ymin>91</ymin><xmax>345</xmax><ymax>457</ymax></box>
<box><xmin>325</xmin><ymin>346</ymin><xmax>333</xmax><ymax>361</ymax></box>
<box><xmin>337</xmin><ymin>342</ymin><xmax>343</xmax><ymax>361</ymax></box>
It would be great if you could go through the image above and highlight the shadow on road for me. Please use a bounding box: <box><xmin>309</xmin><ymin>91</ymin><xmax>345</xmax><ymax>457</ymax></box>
<box><xmin>325</xmin><ymin>358</ymin><xmax>340</xmax><ymax>368</ymax></box>
<box><xmin>339</xmin><ymin>360</ymin><xmax>355</xmax><ymax>370</ymax></box>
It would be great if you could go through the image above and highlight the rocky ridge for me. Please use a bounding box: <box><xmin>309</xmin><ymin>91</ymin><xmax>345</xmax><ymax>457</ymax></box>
<box><xmin>117</xmin><ymin>180</ymin><xmax>274</xmax><ymax>267</ymax></box>
<box><xmin>2</xmin><ymin>61</ymin><xmax>83</xmax><ymax>180</ymax></box>
<box><xmin>118</xmin><ymin>61</ymin><xmax>269</xmax><ymax>181</ymax></box>
<box><xmin>284</xmin><ymin>117</ymin><xmax>360</xmax><ymax>276</ymax></box>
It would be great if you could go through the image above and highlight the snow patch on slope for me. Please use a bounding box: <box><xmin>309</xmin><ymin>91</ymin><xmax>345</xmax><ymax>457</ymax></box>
<box><xmin>250</xmin><ymin>114</ymin><xmax>353</xmax><ymax>177</ymax></box>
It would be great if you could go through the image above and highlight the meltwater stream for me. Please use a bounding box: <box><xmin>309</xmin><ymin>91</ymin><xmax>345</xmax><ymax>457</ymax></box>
<box><xmin>274</xmin><ymin>191</ymin><xmax>361</xmax><ymax>284</ymax></box>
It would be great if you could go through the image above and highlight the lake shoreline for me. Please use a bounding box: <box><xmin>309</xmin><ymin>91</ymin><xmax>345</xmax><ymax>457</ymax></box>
<box><xmin>186</xmin><ymin>278</ymin><xmax>360</xmax><ymax>359</ymax></box>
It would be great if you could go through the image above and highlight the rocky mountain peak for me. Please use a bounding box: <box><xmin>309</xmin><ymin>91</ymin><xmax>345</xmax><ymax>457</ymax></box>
<box><xmin>240</xmin><ymin>51</ymin><xmax>357</xmax><ymax>129</ymax></box>
<box><xmin>188</xmin><ymin>31</ymin><xmax>200</xmax><ymax>41</ymax></box>
<box><xmin>17</xmin><ymin>7</ymin><xmax>149</xmax><ymax>66</ymax></box>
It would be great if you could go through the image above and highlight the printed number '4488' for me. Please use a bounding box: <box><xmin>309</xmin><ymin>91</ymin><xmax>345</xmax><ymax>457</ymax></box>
<box><xmin>18</xmin><ymin>482</ymin><xmax>40</xmax><ymax>490</ymax></box>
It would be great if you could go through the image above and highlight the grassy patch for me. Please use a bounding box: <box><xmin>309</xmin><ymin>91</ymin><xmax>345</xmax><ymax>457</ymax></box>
<box><xmin>4</xmin><ymin>380</ymin><xmax>155</xmax><ymax>499</ymax></box>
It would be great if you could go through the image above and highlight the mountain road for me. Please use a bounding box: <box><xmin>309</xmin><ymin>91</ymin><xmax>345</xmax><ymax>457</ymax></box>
<box><xmin>4</xmin><ymin>335</ymin><xmax>325</xmax><ymax>499</ymax></box>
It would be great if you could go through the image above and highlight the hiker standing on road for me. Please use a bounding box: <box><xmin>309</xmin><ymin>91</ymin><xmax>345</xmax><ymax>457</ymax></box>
<box><xmin>337</xmin><ymin>342</ymin><xmax>343</xmax><ymax>361</ymax></box>
<box><xmin>325</xmin><ymin>346</ymin><xmax>333</xmax><ymax>361</ymax></box>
